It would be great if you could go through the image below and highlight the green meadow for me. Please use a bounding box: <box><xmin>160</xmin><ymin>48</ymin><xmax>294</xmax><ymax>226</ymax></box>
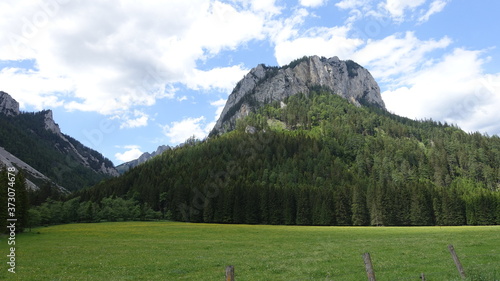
<box><xmin>0</xmin><ymin>222</ymin><xmax>498</xmax><ymax>280</ymax></box>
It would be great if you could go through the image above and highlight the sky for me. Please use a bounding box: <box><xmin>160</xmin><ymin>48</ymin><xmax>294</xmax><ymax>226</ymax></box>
<box><xmin>1</xmin><ymin>0</ymin><xmax>500</xmax><ymax>165</ymax></box>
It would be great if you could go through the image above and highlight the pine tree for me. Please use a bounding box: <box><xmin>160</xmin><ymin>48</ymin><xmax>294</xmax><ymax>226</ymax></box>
<box><xmin>351</xmin><ymin>185</ymin><xmax>369</xmax><ymax>226</ymax></box>
<box><xmin>410</xmin><ymin>183</ymin><xmax>433</xmax><ymax>226</ymax></box>
<box><xmin>296</xmin><ymin>187</ymin><xmax>311</xmax><ymax>225</ymax></box>
<box><xmin>335</xmin><ymin>186</ymin><xmax>352</xmax><ymax>226</ymax></box>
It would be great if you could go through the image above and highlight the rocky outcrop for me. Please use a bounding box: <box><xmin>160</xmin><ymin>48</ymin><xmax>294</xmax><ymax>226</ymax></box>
<box><xmin>211</xmin><ymin>56</ymin><xmax>385</xmax><ymax>135</ymax></box>
<box><xmin>0</xmin><ymin>91</ymin><xmax>20</xmax><ymax>116</ymax></box>
<box><xmin>116</xmin><ymin>145</ymin><xmax>171</xmax><ymax>174</ymax></box>
<box><xmin>39</xmin><ymin>108</ymin><xmax>119</xmax><ymax>177</ymax></box>
<box><xmin>43</xmin><ymin>110</ymin><xmax>62</xmax><ymax>135</ymax></box>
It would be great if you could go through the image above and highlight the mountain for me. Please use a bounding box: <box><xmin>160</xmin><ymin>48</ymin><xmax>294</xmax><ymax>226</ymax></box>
<box><xmin>0</xmin><ymin>91</ymin><xmax>20</xmax><ymax>116</ymax></box>
<box><xmin>75</xmin><ymin>87</ymin><xmax>500</xmax><ymax>226</ymax></box>
<box><xmin>116</xmin><ymin>145</ymin><xmax>171</xmax><ymax>174</ymax></box>
<box><xmin>70</xmin><ymin>56</ymin><xmax>499</xmax><ymax>227</ymax></box>
<box><xmin>0</xmin><ymin>91</ymin><xmax>118</xmax><ymax>191</ymax></box>
<box><xmin>211</xmin><ymin>55</ymin><xmax>385</xmax><ymax>135</ymax></box>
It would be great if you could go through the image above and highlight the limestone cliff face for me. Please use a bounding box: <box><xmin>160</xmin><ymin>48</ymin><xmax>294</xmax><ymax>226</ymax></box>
<box><xmin>211</xmin><ymin>56</ymin><xmax>385</xmax><ymax>135</ymax></box>
<box><xmin>0</xmin><ymin>91</ymin><xmax>20</xmax><ymax>116</ymax></box>
<box><xmin>43</xmin><ymin>110</ymin><xmax>62</xmax><ymax>135</ymax></box>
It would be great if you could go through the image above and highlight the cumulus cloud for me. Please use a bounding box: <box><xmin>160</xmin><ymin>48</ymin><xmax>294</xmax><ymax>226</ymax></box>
<box><xmin>0</xmin><ymin>66</ymin><xmax>69</xmax><ymax>110</ymax></box>
<box><xmin>299</xmin><ymin>0</ymin><xmax>328</xmax><ymax>8</ymax></box>
<box><xmin>382</xmin><ymin>0</ymin><xmax>427</xmax><ymax>21</ymax></box>
<box><xmin>382</xmin><ymin>48</ymin><xmax>500</xmax><ymax>135</ymax></box>
<box><xmin>186</xmin><ymin>65</ymin><xmax>248</xmax><ymax>93</ymax></box>
<box><xmin>418</xmin><ymin>0</ymin><xmax>449</xmax><ymax>23</ymax></box>
<box><xmin>336</xmin><ymin>0</ymin><xmax>370</xmax><ymax>10</ymax></box>
<box><xmin>352</xmin><ymin>31</ymin><xmax>452</xmax><ymax>83</ymax></box>
<box><xmin>117</xmin><ymin>110</ymin><xmax>150</xmax><ymax>129</ymax></box>
<box><xmin>274</xmin><ymin>25</ymin><xmax>363</xmax><ymax>65</ymax></box>
<box><xmin>0</xmin><ymin>0</ymin><xmax>277</xmax><ymax>116</ymax></box>
<box><xmin>335</xmin><ymin>0</ymin><xmax>447</xmax><ymax>24</ymax></box>
<box><xmin>115</xmin><ymin>145</ymin><xmax>143</xmax><ymax>162</ymax></box>
<box><xmin>162</xmin><ymin>116</ymin><xmax>212</xmax><ymax>144</ymax></box>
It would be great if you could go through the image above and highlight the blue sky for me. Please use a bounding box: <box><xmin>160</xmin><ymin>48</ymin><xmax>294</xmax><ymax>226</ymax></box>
<box><xmin>1</xmin><ymin>0</ymin><xmax>500</xmax><ymax>165</ymax></box>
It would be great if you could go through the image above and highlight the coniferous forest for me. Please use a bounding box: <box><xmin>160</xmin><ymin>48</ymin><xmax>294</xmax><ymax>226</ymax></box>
<box><xmin>0</xmin><ymin>111</ymin><xmax>114</xmax><ymax>191</ymax></box>
<box><xmin>23</xmin><ymin>87</ymin><xmax>500</xmax><ymax>227</ymax></box>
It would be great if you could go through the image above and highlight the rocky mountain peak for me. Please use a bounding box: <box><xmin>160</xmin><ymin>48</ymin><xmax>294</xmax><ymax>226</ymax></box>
<box><xmin>0</xmin><ymin>91</ymin><xmax>20</xmax><ymax>116</ymax></box>
<box><xmin>211</xmin><ymin>55</ymin><xmax>385</xmax><ymax>135</ymax></box>
<box><xmin>43</xmin><ymin>109</ymin><xmax>62</xmax><ymax>135</ymax></box>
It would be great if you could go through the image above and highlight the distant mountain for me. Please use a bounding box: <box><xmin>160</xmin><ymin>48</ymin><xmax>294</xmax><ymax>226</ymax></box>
<box><xmin>116</xmin><ymin>145</ymin><xmax>171</xmax><ymax>174</ymax></box>
<box><xmin>0</xmin><ymin>91</ymin><xmax>118</xmax><ymax>191</ymax></box>
<box><xmin>211</xmin><ymin>55</ymin><xmax>385</xmax><ymax>135</ymax></box>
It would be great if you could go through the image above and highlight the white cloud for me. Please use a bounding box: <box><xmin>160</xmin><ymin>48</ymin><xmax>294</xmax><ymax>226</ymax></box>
<box><xmin>352</xmin><ymin>31</ymin><xmax>452</xmax><ymax>83</ymax></box>
<box><xmin>0</xmin><ymin>67</ymin><xmax>70</xmax><ymax>110</ymax></box>
<box><xmin>418</xmin><ymin>0</ymin><xmax>449</xmax><ymax>23</ymax></box>
<box><xmin>118</xmin><ymin>110</ymin><xmax>150</xmax><ymax>129</ymax></box>
<box><xmin>382</xmin><ymin>0</ymin><xmax>426</xmax><ymax>21</ymax></box>
<box><xmin>186</xmin><ymin>65</ymin><xmax>248</xmax><ymax>93</ymax></box>
<box><xmin>336</xmin><ymin>0</ymin><xmax>369</xmax><ymax>10</ymax></box>
<box><xmin>210</xmin><ymin>98</ymin><xmax>227</xmax><ymax>121</ymax></box>
<box><xmin>228</xmin><ymin>0</ymin><xmax>282</xmax><ymax>15</ymax></box>
<box><xmin>299</xmin><ymin>0</ymin><xmax>328</xmax><ymax>8</ymax></box>
<box><xmin>0</xmin><ymin>0</ymin><xmax>278</xmax><ymax>115</ymax></box>
<box><xmin>266</xmin><ymin>8</ymin><xmax>309</xmax><ymax>45</ymax></box>
<box><xmin>162</xmin><ymin>116</ymin><xmax>212</xmax><ymax>144</ymax></box>
<box><xmin>115</xmin><ymin>145</ymin><xmax>143</xmax><ymax>162</ymax></box>
<box><xmin>382</xmin><ymin>48</ymin><xmax>500</xmax><ymax>135</ymax></box>
<box><xmin>177</xmin><ymin>96</ymin><xmax>188</xmax><ymax>102</ymax></box>
<box><xmin>274</xmin><ymin>25</ymin><xmax>363</xmax><ymax>65</ymax></box>
<box><xmin>336</xmin><ymin>0</ymin><xmax>447</xmax><ymax>24</ymax></box>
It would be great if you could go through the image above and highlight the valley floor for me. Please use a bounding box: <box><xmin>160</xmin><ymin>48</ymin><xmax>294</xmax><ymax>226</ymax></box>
<box><xmin>1</xmin><ymin>222</ymin><xmax>498</xmax><ymax>280</ymax></box>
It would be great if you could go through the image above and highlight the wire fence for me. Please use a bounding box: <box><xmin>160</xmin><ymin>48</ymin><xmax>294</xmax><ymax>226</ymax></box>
<box><xmin>222</xmin><ymin>245</ymin><xmax>498</xmax><ymax>281</ymax></box>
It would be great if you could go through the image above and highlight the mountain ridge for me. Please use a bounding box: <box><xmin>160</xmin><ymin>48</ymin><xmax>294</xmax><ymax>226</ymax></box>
<box><xmin>116</xmin><ymin>145</ymin><xmax>171</xmax><ymax>174</ymax></box>
<box><xmin>0</xmin><ymin>91</ymin><xmax>118</xmax><ymax>191</ymax></box>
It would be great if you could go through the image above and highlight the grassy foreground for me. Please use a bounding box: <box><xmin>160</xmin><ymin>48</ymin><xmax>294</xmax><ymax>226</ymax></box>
<box><xmin>0</xmin><ymin>222</ymin><xmax>498</xmax><ymax>280</ymax></box>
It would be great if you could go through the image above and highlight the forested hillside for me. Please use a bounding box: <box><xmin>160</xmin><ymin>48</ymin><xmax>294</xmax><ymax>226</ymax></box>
<box><xmin>59</xmin><ymin>87</ymin><xmax>499</xmax><ymax>226</ymax></box>
<box><xmin>0</xmin><ymin>110</ymin><xmax>115</xmax><ymax>191</ymax></box>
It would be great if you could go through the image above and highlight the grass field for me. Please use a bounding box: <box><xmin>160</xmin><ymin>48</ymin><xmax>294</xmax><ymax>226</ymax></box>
<box><xmin>0</xmin><ymin>222</ymin><xmax>498</xmax><ymax>280</ymax></box>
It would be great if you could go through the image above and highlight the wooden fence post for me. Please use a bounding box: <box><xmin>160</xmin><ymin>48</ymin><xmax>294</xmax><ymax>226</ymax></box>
<box><xmin>363</xmin><ymin>253</ymin><xmax>376</xmax><ymax>281</ymax></box>
<box><xmin>448</xmin><ymin>244</ymin><xmax>466</xmax><ymax>279</ymax></box>
<box><xmin>225</xmin><ymin>265</ymin><xmax>235</xmax><ymax>281</ymax></box>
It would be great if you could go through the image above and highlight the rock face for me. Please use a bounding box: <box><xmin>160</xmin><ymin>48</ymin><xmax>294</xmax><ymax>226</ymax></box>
<box><xmin>116</xmin><ymin>145</ymin><xmax>171</xmax><ymax>174</ymax></box>
<box><xmin>0</xmin><ymin>91</ymin><xmax>20</xmax><ymax>116</ymax></box>
<box><xmin>43</xmin><ymin>110</ymin><xmax>62</xmax><ymax>135</ymax></box>
<box><xmin>211</xmin><ymin>56</ymin><xmax>385</xmax><ymax>135</ymax></box>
